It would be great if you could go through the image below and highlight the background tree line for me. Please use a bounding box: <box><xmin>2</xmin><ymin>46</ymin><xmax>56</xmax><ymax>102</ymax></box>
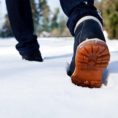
<box><xmin>1</xmin><ymin>0</ymin><xmax>118</xmax><ymax>39</ymax></box>
<box><xmin>95</xmin><ymin>0</ymin><xmax>118</xmax><ymax>39</ymax></box>
<box><xmin>0</xmin><ymin>0</ymin><xmax>71</xmax><ymax>37</ymax></box>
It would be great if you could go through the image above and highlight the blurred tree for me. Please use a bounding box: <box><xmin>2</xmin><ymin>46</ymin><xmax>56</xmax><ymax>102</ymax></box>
<box><xmin>38</xmin><ymin>0</ymin><xmax>50</xmax><ymax>32</ymax></box>
<box><xmin>30</xmin><ymin>0</ymin><xmax>40</xmax><ymax>33</ymax></box>
<box><xmin>0</xmin><ymin>15</ymin><xmax>13</xmax><ymax>37</ymax></box>
<box><xmin>96</xmin><ymin>0</ymin><xmax>118</xmax><ymax>39</ymax></box>
<box><xmin>50</xmin><ymin>8</ymin><xmax>59</xmax><ymax>30</ymax></box>
<box><xmin>51</xmin><ymin>16</ymin><xmax>71</xmax><ymax>37</ymax></box>
<box><xmin>58</xmin><ymin>18</ymin><xmax>71</xmax><ymax>37</ymax></box>
<box><xmin>58</xmin><ymin>18</ymin><xmax>67</xmax><ymax>36</ymax></box>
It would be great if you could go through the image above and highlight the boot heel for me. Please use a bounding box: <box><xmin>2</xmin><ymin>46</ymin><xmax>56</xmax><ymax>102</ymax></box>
<box><xmin>71</xmin><ymin>39</ymin><xmax>110</xmax><ymax>88</ymax></box>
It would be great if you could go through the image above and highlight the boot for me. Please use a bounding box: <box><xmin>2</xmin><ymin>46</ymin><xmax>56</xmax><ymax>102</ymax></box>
<box><xmin>67</xmin><ymin>16</ymin><xmax>110</xmax><ymax>88</ymax></box>
<box><xmin>22</xmin><ymin>50</ymin><xmax>43</xmax><ymax>62</ymax></box>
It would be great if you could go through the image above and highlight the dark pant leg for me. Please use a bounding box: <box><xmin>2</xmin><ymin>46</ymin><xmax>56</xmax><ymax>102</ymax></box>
<box><xmin>6</xmin><ymin>0</ymin><xmax>39</xmax><ymax>56</ymax></box>
<box><xmin>60</xmin><ymin>0</ymin><xmax>103</xmax><ymax>36</ymax></box>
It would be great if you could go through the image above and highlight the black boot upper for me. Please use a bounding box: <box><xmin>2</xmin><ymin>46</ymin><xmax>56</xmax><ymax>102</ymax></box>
<box><xmin>67</xmin><ymin>19</ymin><xmax>106</xmax><ymax>77</ymax></box>
<box><xmin>22</xmin><ymin>50</ymin><xmax>43</xmax><ymax>62</ymax></box>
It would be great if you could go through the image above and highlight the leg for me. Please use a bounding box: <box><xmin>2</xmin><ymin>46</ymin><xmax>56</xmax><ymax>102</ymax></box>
<box><xmin>5</xmin><ymin>0</ymin><xmax>40</xmax><ymax>57</ymax></box>
<box><xmin>60</xmin><ymin>0</ymin><xmax>110</xmax><ymax>87</ymax></box>
<box><xmin>60</xmin><ymin>0</ymin><xmax>103</xmax><ymax>36</ymax></box>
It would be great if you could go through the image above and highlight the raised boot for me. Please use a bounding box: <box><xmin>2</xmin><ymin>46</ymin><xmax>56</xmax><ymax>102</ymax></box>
<box><xmin>67</xmin><ymin>16</ymin><xmax>110</xmax><ymax>88</ymax></box>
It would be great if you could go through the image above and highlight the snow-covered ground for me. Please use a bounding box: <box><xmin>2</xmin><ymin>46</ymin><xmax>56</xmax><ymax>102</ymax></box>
<box><xmin>0</xmin><ymin>36</ymin><xmax>118</xmax><ymax>118</ymax></box>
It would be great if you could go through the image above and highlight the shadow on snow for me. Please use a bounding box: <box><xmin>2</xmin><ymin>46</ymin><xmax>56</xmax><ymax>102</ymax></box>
<box><xmin>44</xmin><ymin>53</ymin><xmax>72</xmax><ymax>60</ymax></box>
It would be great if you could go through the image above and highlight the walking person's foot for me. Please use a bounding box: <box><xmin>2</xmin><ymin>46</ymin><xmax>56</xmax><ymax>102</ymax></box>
<box><xmin>22</xmin><ymin>50</ymin><xmax>43</xmax><ymax>62</ymax></box>
<box><xmin>67</xmin><ymin>16</ymin><xmax>110</xmax><ymax>88</ymax></box>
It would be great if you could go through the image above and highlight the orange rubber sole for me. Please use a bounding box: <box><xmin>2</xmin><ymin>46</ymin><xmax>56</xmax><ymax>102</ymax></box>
<box><xmin>71</xmin><ymin>39</ymin><xmax>110</xmax><ymax>88</ymax></box>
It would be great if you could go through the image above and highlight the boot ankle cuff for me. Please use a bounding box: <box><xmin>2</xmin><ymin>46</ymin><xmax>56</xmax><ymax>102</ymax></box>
<box><xmin>74</xmin><ymin>16</ymin><xmax>103</xmax><ymax>33</ymax></box>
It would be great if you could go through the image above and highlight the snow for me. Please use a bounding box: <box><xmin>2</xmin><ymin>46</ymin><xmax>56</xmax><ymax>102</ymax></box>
<box><xmin>0</xmin><ymin>36</ymin><xmax>118</xmax><ymax>118</ymax></box>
